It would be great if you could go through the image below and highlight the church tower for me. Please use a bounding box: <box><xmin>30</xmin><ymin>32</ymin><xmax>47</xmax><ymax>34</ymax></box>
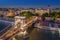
<box><xmin>47</xmin><ymin>5</ymin><xmax>51</xmax><ymax>14</ymax></box>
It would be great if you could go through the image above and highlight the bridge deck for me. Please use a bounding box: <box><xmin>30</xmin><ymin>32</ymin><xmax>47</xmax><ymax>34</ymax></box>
<box><xmin>0</xmin><ymin>17</ymin><xmax>37</xmax><ymax>40</ymax></box>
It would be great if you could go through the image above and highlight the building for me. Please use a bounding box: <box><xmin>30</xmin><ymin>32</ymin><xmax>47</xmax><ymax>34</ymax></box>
<box><xmin>0</xmin><ymin>8</ymin><xmax>8</xmax><ymax>16</ymax></box>
<box><xmin>20</xmin><ymin>8</ymin><xmax>35</xmax><ymax>13</ymax></box>
<box><xmin>52</xmin><ymin>8</ymin><xmax>60</xmax><ymax>12</ymax></box>
<box><xmin>35</xmin><ymin>8</ymin><xmax>50</xmax><ymax>15</ymax></box>
<box><xmin>15</xmin><ymin>10</ymin><xmax>21</xmax><ymax>16</ymax></box>
<box><xmin>6</xmin><ymin>9</ymin><xmax>15</xmax><ymax>17</ymax></box>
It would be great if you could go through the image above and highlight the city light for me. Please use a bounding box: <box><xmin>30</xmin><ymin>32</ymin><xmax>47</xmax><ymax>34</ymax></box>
<box><xmin>0</xmin><ymin>5</ymin><xmax>60</xmax><ymax>40</ymax></box>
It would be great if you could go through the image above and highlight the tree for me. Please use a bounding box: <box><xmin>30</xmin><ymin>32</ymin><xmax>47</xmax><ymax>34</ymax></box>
<box><xmin>57</xmin><ymin>12</ymin><xmax>60</xmax><ymax>18</ymax></box>
<box><xmin>41</xmin><ymin>13</ymin><xmax>48</xmax><ymax>18</ymax></box>
<box><xmin>41</xmin><ymin>13</ymin><xmax>48</xmax><ymax>21</ymax></box>
<box><xmin>49</xmin><ymin>12</ymin><xmax>58</xmax><ymax>18</ymax></box>
<box><xmin>20</xmin><ymin>11</ymin><xmax>33</xmax><ymax>19</ymax></box>
<box><xmin>33</xmin><ymin>13</ymin><xmax>39</xmax><ymax>16</ymax></box>
<box><xmin>50</xmin><ymin>12</ymin><xmax>60</xmax><ymax>18</ymax></box>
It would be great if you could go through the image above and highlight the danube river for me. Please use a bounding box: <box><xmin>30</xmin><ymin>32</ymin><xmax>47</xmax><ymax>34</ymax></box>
<box><xmin>0</xmin><ymin>20</ymin><xmax>13</xmax><ymax>36</ymax></box>
<box><xmin>28</xmin><ymin>28</ymin><xmax>60</xmax><ymax>40</ymax></box>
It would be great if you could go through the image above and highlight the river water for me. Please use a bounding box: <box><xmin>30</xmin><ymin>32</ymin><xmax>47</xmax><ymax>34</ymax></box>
<box><xmin>0</xmin><ymin>21</ymin><xmax>11</xmax><ymax>31</ymax></box>
<box><xmin>29</xmin><ymin>28</ymin><xmax>60</xmax><ymax>40</ymax></box>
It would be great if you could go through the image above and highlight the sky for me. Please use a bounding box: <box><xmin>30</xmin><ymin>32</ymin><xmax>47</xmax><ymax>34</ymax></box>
<box><xmin>0</xmin><ymin>0</ymin><xmax>60</xmax><ymax>8</ymax></box>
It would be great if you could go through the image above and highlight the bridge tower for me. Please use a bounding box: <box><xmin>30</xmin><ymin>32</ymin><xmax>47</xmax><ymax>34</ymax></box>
<box><xmin>14</xmin><ymin>16</ymin><xmax>28</xmax><ymax>37</ymax></box>
<box><xmin>14</xmin><ymin>16</ymin><xmax>21</xmax><ymax>28</ymax></box>
<box><xmin>14</xmin><ymin>16</ymin><xmax>26</xmax><ymax>28</ymax></box>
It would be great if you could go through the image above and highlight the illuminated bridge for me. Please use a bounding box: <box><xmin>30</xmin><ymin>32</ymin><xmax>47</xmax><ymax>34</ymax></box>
<box><xmin>0</xmin><ymin>17</ymin><xmax>38</xmax><ymax>40</ymax></box>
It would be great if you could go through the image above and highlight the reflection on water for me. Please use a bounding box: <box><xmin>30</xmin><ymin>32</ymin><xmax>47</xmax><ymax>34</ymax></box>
<box><xmin>0</xmin><ymin>21</ymin><xmax>11</xmax><ymax>31</ymax></box>
<box><xmin>44</xmin><ymin>30</ymin><xmax>60</xmax><ymax>40</ymax></box>
<box><xmin>29</xmin><ymin>28</ymin><xmax>60</xmax><ymax>40</ymax></box>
